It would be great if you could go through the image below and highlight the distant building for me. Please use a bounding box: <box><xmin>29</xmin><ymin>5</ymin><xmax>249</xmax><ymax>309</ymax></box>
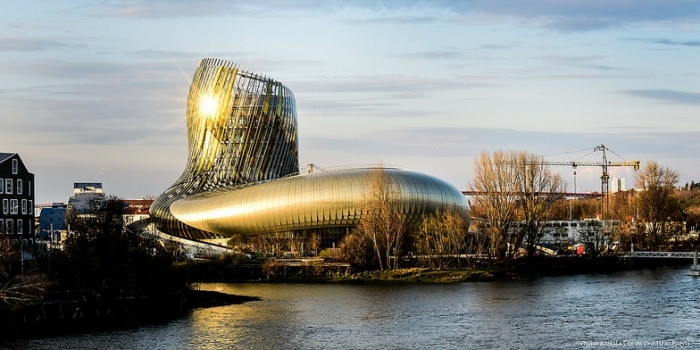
<box><xmin>38</xmin><ymin>203</ymin><xmax>67</xmax><ymax>241</ymax></box>
<box><xmin>611</xmin><ymin>177</ymin><xmax>626</xmax><ymax>193</ymax></box>
<box><xmin>0</xmin><ymin>153</ymin><xmax>35</xmax><ymax>239</ymax></box>
<box><xmin>68</xmin><ymin>182</ymin><xmax>104</xmax><ymax>214</ymax></box>
<box><xmin>73</xmin><ymin>182</ymin><xmax>102</xmax><ymax>195</ymax></box>
<box><xmin>123</xmin><ymin>199</ymin><xmax>153</xmax><ymax>225</ymax></box>
<box><xmin>507</xmin><ymin>219</ymin><xmax>620</xmax><ymax>251</ymax></box>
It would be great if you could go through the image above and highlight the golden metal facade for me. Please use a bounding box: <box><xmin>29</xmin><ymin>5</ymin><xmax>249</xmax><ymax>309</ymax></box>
<box><xmin>151</xmin><ymin>59</ymin><xmax>469</xmax><ymax>239</ymax></box>
<box><xmin>150</xmin><ymin>58</ymin><xmax>299</xmax><ymax>240</ymax></box>
<box><xmin>170</xmin><ymin>168</ymin><xmax>468</xmax><ymax>236</ymax></box>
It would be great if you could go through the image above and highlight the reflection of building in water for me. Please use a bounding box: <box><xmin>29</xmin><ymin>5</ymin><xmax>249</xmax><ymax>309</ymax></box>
<box><xmin>150</xmin><ymin>58</ymin><xmax>470</xmax><ymax>245</ymax></box>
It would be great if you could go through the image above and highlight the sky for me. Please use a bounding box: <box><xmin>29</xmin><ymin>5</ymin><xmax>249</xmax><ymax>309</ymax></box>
<box><xmin>2</xmin><ymin>0</ymin><xmax>700</xmax><ymax>204</ymax></box>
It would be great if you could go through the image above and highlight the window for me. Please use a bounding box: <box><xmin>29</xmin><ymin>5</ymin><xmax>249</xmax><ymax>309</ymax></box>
<box><xmin>0</xmin><ymin>179</ymin><xmax>3</xmax><ymax>194</ymax></box>
<box><xmin>17</xmin><ymin>179</ymin><xmax>22</xmax><ymax>195</ymax></box>
<box><xmin>17</xmin><ymin>219</ymin><xmax>23</xmax><ymax>234</ymax></box>
<box><xmin>0</xmin><ymin>219</ymin><xmax>3</xmax><ymax>234</ymax></box>
<box><xmin>21</xmin><ymin>199</ymin><xmax>27</xmax><ymax>215</ymax></box>
<box><xmin>2</xmin><ymin>199</ymin><xmax>7</xmax><ymax>214</ymax></box>
<box><xmin>12</xmin><ymin>159</ymin><xmax>18</xmax><ymax>174</ymax></box>
<box><xmin>28</xmin><ymin>181</ymin><xmax>31</xmax><ymax>196</ymax></box>
<box><xmin>10</xmin><ymin>199</ymin><xmax>18</xmax><ymax>214</ymax></box>
<box><xmin>5</xmin><ymin>179</ymin><xmax>12</xmax><ymax>194</ymax></box>
<box><xmin>28</xmin><ymin>200</ymin><xmax>32</xmax><ymax>216</ymax></box>
<box><xmin>6</xmin><ymin>220</ymin><xmax>13</xmax><ymax>234</ymax></box>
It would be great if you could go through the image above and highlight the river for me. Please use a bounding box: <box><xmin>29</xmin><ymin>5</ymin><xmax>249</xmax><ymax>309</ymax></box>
<box><xmin>3</xmin><ymin>265</ymin><xmax>699</xmax><ymax>349</ymax></box>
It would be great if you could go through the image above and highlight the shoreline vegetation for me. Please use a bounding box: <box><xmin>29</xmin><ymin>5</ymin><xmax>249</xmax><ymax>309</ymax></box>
<box><xmin>0</xmin><ymin>288</ymin><xmax>261</xmax><ymax>341</ymax></box>
<box><xmin>185</xmin><ymin>255</ymin><xmax>692</xmax><ymax>284</ymax></box>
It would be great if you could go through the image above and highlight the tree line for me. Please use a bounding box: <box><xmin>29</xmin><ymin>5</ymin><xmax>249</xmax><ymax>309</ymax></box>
<box><xmin>338</xmin><ymin>151</ymin><xmax>699</xmax><ymax>270</ymax></box>
<box><xmin>337</xmin><ymin>167</ymin><xmax>471</xmax><ymax>271</ymax></box>
<box><xmin>1</xmin><ymin>196</ymin><xmax>188</xmax><ymax>310</ymax></box>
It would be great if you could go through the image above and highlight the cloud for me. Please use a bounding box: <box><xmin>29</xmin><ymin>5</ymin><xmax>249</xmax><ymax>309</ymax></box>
<box><xmin>291</xmin><ymin>74</ymin><xmax>487</xmax><ymax>96</ymax></box>
<box><xmin>129</xmin><ymin>51</ymin><xmax>322</xmax><ymax>73</ymax></box>
<box><xmin>304</xmin><ymin>126</ymin><xmax>700</xmax><ymax>160</ymax></box>
<box><xmin>0</xmin><ymin>58</ymin><xmax>191</xmax><ymax>148</ymax></box>
<box><xmin>0</xmin><ymin>37</ymin><xmax>74</xmax><ymax>52</ymax></box>
<box><xmin>343</xmin><ymin>16</ymin><xmax>441</xmax><ymax>25</ymax></box>
<box><xmin>88</xmin><ymin>0</ymin><xmax>337</xmax><ymax>18</ymax></box>
<box><xmin>537</xmin><ymin>55</ymin><xmax>626</xmax><ymax>73</ymax></box>
<box><xmin>624</xmin><ymin>38</ymin><xmax>700</xmax><ymax>47</ymax></box>
<box><xmin>0</xmin><ymin>59</ymin><xmax>133</xmax><ymax>79</ymax></box>
<box><xmin>398</xmin><ymin>49</ymin><xmax>465</xmax><ymax>60</ymax></box>
<box><xmin>85</xmin><ymin>0</ymin><xmax>700</xmax><ymax>32</ymax></box>
<box><xmin>130</xmin><ymin>50</ymin><xmax>210</xmax><ymax>60</ymax></box>
<box><xmin>439</xmin><ymin>0</ymin><xmax>700</xmax><ymax>29</ymax></box>
<box><xmin>585</xmin><ymin>64</ymin><xmax>623</xmax><ymax>71</ymax></box>
<box><xmin>545</xmin><ymin>17</ymin><xmax>619</xmax><ymax>32</ymax></box>
<box><xmin>650</xmin><ymin>39</ymin><xmax>700</xmax><ymax>47</ymax></box>
<box><xmin>620</xmin><ymin>89</ymin><xmax>700</xmax><ymax>106</ymax></box>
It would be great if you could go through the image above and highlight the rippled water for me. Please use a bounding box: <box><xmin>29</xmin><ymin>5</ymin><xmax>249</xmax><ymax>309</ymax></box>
<box><xmin>5</xmin><ymin>265</ymin><xmax>700</xmax><ymax>349</ymax></box>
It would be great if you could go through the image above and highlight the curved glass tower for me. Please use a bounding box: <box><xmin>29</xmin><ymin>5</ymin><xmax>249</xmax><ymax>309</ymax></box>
<box><xmin>151</xmin><ymin>58</ymin><xmax>469</xmax><ymax>240</ymax></box>
<box><xmin>150</xmin><ymin>58</ymin><xmax>299</xmax><ymax>240</ymax></box>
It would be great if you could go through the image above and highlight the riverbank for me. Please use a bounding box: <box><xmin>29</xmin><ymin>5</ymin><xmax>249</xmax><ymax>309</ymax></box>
<box><xmin>332</xmin><ymin>267</ymin><xmax>500</xmax><ymax>283</ymax></box>
<box><xmin>3</xmin><ymin>256</ymin><xmax>691</xmax><ymax>341</ymax></box>
<box><xmin>187</xmin><ymin>288</ymin><xmax>261</xmax><ymax>308</ymax></box>
<box><xmin>6</xmin><ymin>266</ymin><xmax>696</xmax><ymax>349</ymax></box>
<box><xmin>235</xmin><ymin>255</ymin><xmax>693</xmax><ymax>284</ymax></box>
<box><xmin>0</xmin><ymin>288</ymin><xmax>260</xmax><ymax>341</ymax></box>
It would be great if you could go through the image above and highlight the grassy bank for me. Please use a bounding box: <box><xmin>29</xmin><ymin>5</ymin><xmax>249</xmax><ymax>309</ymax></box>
<box><xmin>332</xmin><ymin>267</ymin><xmax>501</xmax><ymax>283</ymax></box>
<box><xmin>244</xmin><ymin>255</ymin><xmax>691</xmax><ymax>284</ymax></box>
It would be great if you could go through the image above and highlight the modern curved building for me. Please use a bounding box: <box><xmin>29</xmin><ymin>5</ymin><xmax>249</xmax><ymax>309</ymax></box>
<box><xmin>151</xmin><ymin>58</ymin><xmax>469</xmax><ymax>240</ymax></box>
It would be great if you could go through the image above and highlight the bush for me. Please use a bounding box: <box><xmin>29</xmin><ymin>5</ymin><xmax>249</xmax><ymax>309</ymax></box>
<box><xmin>318</xmin><ymin>248</ymin><xmax>338</xmax><ymax>259</ymax></box>
<box><xmin>337</xmin><ymin>232</ymin><xmax>378</xmax><ymax>271</ymax></box>
<box><xmin>261</xmin><ymin>259</ymin><xmax>280</xmax><ymax>279</ymax></box>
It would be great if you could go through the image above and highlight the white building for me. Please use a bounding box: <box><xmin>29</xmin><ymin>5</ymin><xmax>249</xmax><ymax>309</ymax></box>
<box><xmin>508</xmin><ymin>219</ymin><xmax>621</xmax><ymax>251</ymax></box>
<box><xmin>611</xmin><ymin>177</ymin><xmax>626</xmax><ymax>193</ymax></box>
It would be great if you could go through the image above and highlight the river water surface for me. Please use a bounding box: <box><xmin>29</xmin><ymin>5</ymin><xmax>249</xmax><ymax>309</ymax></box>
<box><xmin>4</xmin><ymin>265</ymin><xmax>699</xmax><ymax>349</ymax></box>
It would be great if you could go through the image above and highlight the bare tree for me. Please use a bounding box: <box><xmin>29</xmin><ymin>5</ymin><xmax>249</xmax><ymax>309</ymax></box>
<box><xmin>413</xmin><ymin>208</ymin><xmax>469</xmax><ymax>269</ymax></box>
<box><xmin>466</xmin><ymin>217</ymin><xmax>491</xmax><ymax>264</ymax></box>
<box><xmin>256</xmin><ymin>232</ymin><xmax>287</xmax><ymax>257</ymax></box>
<box><xmin>306</xmin><ymin>233</ymin><xmax>322</xmax><ymax>257</ymax></box>
<box><xmin>354</xmin><ymin>167</ymin><xmax>406</xmax><ymax>270</ymax></box>
<box><xmin>633</xmin><ymin>161</ymin><xmax>683</xmax><ymax>250</ymax></box>
<box><xmin>0</xmin><ymin>274</ymin><xmax>49</xmax><ymax>309</ymax></box>
<box><xmin>514</xmin><ymin>152</ymin><xmax>568</xmax><ymax>257</ymax></box>
<box><xmin>286</xmin><ymin>232</ymin><xmax>304</xmax><ymax>257</ymax></box>
<box><xmin>575</xmin><ymin>221</ymin><xmax>614</xmax><ymax>258</ymax></box>
<box><xmin>469</xmin><ymin>150</ymin><xmax>521</xmax><ymax>261</ymax></box>
<box><xmin>0</xmin><ymin>236</ymin><xmax>49</xmax><ymax>309</ymax></box>
<box><xmin>469</xmin><ymin>150</ymin><xmax>567</xmax><ymax>260</ymax></box>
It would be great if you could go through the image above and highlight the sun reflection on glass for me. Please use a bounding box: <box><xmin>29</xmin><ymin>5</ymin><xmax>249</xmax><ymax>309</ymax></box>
<box><xmin>200</xmin><ymin>96</ymin><xmax>218</xmax><ymax>116</ymax></box>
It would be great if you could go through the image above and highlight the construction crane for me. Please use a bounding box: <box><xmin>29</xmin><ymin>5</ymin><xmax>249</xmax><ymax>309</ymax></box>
<box><xmin>540</xmin><ymin>144</ymin><xmax>639</xmax><ymax>219</ymax></box>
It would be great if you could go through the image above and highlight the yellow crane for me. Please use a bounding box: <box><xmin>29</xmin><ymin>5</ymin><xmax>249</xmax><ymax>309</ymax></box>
<box><xmin>541</xmin><ymin>144</ymin><xmax>640</xmax><ymax>219</ymax></box>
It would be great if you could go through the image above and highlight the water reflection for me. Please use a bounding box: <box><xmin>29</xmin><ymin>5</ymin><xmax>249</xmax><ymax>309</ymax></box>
<box><xmin>5</xmin><ymin>265</ymin><xmax>700</xmax><ymax>349</ymax></box>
